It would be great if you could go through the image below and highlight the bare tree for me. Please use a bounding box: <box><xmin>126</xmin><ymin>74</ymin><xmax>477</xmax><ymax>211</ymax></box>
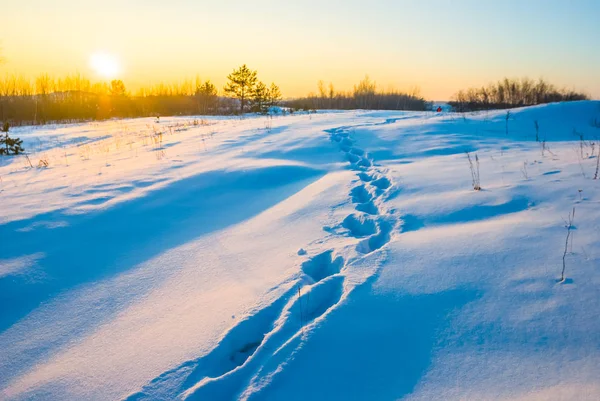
<box><xmin>317</xmin><ymin>80</ymin><xmax>326</xmax><ymax>109</ymax></box>
<box><xmin>328</xmin><ymin>82</ymin><xmax>335</xmax><ymax>108</ymax></box>
<box><xmin>195</xmin><ymin>80</ymin><xmax>218</xmax><ymax>114</ymax></box>
<box><xmin>35</xmin><ymin>74</ymin><xmax>55</xmax><ymax>97</ymax></box>
<box><xmin>353</xmin><ymin>75</ymin><xmax>376</xmax><ymax>109</ymax></box>
<box><xmin>109</xmin><ymin>80</ymin><xmax>127</xmax><ymax>96</ymax></box>
<box><xmin>449</xmin><ymin>77</ymin><xmax>588</xmax><ymax>112</ymax></box>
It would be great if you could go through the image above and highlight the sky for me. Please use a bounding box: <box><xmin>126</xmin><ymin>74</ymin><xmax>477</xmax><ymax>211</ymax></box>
<box><xmin>2</xmin><ymin>0</ymin><xmax>599</xmax><ymax>99</ymax></box>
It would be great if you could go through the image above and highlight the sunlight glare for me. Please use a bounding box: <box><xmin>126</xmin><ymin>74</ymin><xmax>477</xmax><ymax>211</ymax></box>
<box><xmin>90</xmin><ymin>52</ymin><xmax>121</xmax><ymax>79</ymax></box>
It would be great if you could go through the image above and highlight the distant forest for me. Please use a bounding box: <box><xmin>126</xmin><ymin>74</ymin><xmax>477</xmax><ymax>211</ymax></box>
<box><xmin>0</xmin><ymin>65</ymin><xmax>281</xmax><ymax>125</ymax></box>
<box><xmin>285</xmin><ymin>76</ymin><xmax>429</xmax><ymax>111</ymax></box>
<box><xmin>0</xmin><ymin>71</ymin><xmax>428</xmax><ymax>126</ymax></box>
<box><xmin>0</xmin><ymin>67</ymin><xmax>590</xmax><ymax>126</ymax></box>
<box><xmin>449</xmin><ymin>78</ymin><xmax>588</xmax><ymax>112</ymax></box>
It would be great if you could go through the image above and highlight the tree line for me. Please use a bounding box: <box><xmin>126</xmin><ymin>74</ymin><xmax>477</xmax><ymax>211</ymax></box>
<box><xmin>285</xmin><ymin>76</ymin><xmax>429</xmax><ymax>111</ymax></box>
<box><xmin>449</xmin><ymin>77</ymin><xmax>588</xmax><ymax>112</ymax></box>
<box><xmin>0</xmin><ymin>64</ymin><xmax>282</xmax><ymax>125</ymax></box>
<box><xmin>0</xmin><ymin>62</ymin><xmax>592</xmax><ymax>125</ymax></box>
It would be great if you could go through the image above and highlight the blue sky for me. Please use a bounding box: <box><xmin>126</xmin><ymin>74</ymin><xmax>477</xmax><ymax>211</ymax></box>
<box><xmin>2</xmin><ymin>0</ymin><xmax>599</xmax><ymax>98</ymax></box>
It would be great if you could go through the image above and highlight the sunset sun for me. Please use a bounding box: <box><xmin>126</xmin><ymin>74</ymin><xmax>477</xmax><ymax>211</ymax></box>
<box><xmin>89</xmin><ymin>52</ymin><xmax>121</xmax><ymax>79</ymax></box>
<box><xmin>2</xmin><ymin>2</ymin><xmax>600</xmax><ymax>400</ymax></box>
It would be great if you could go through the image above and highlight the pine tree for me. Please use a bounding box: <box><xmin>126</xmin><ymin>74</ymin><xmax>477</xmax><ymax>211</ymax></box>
<box><xmin>224</xmin><ymin>64</ymin><xmax>257</xmax><ymax>114</ymax></box>
<box><xmin>6</xmin><ymin>136</ymin><xmax>24</xmax><ymax>155</ymax></box>
<box><xmin>252</xmin><ymin>81</ymin><xmax>269</xmax><ymax>114</ymax></box>
<box><xmin>269</xmin><ymin>83</ymin><xmax>282</xmax><ymax>107</ymax></box>
<box><xmin>0</xmin><ymin>122</ymin><xmax>25</xmax><ymax>155</ymax></box>
<box><xmin>1</xmin><ymin>122</ymin><xmax>9</xmax><ymax>155</ymax></box>
<box><xmin>0</xmin><ymin>136</ymin><xmax>5</xmax><ymax>155</ymax></box>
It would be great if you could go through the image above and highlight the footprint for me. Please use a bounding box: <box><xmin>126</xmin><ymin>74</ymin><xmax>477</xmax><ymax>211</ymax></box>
<box><xmin>371</xmin><ymin>176</ymin><xmax>391</xmax><ymax>190</ymax></box>
<box><xmin>181</xmin><ymin>277</ymin><xmax>346</xmax><ymax>401</ymax></box>
<box><xmin>350</xmin><ymin>185</ymin><xmax>372</xmax><ymax>204</ymax></box>
<box><xmin>301</xmin><ymin>250</ymin><xmax>344</xmax><ymax>282</ymax></box>
<box><xmin>340</xmin><ymin>143</ymin><xmax>352</xmax><ymax>152</ymax></box>
<box><xmin>358</xmin><ymin>172</ymin><xmax>374</xmax><ymax>182</ymax></box>
<box><xmin>340</xmin><ymin>137</ymin><xmax>353</xmax><ymax>147</ymax></box>
<box><xmin>356</xmin><ymin>220</ymin><xmax>393</xmax><ymax>254</ymax></box>
<box><xmin>357</xmin><ymin>158</ymin><xmax>372</xmax><ymax>168</ymax></box>
<box><xmin>342</xmin><ymin>214</ymin><xmax>377</xmax><ymax>237</ymax></box>
<box><xmin>347</xmin><ymin>153</ymin><xmax>360</xmax><ymax>163</ymax></box>
<box><xmin>355</xmin><ymin>200</ymin><xmax>379</xmax><ymax>215</ymax></box>
<box><xmin>229</xmin><ymin>341</ymin><xmax>261</xmax><ymax>366</ymax></box>
<box><xmin>125</xmin><ymin>287</ymin><xmax>296</xmax><ymax>401</ymax></box>
<box><xmin>292</xmin><ymin>275</ymin><xmax>345</xmax><ymax>324</ymax></box>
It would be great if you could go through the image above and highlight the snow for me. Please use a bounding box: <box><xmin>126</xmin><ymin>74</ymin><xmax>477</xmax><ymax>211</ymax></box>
<box><xmin>1</xmin><ymin>101</ymin><xmax>600</xmax><ymax>400</ymax></box>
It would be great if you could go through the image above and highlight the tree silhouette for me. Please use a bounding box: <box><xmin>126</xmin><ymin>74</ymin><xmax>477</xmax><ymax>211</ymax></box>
<box><xmin>195</xmin><ymin>80</ymin><xmax>218</xmax><ymax>114</ymax></box>
<box><xmin>269</xmin><ymin>83</ymin><xmax>282</xmax><ymax>106</ymax></box>
<box><xmin>224</xmin><ymin>64</ymin><xmax>257</xmax><ymax>114</ymax></box>
<box><xmin>0</xmin><ymin>122</ymin><xmax>24</xmax><ymax>155</ymax></box>
<box><xmin>110</xmin><ymin>80</ymin><xmax>127</xmax><ymax>96</ymax></box>
<box><xmin>252</xmin><ymin>81</ymin><xmax>269</xmax><ymax>113</ymax></box>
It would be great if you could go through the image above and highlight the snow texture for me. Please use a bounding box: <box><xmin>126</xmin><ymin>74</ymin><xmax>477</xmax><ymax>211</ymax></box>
<box><xmin>1</xmin><ymin>101</ymin><xmax>600</xmax><ymax>400</ymax></box>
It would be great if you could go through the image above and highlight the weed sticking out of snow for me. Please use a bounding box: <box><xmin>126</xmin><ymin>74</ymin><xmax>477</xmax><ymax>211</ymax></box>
<box><xmin>466</xmin><ymin>151</ymin><xmax>481</xmax><ymax>190</ymax></box>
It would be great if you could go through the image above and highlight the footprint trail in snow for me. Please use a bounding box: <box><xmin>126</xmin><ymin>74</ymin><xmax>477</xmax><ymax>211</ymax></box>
<box><xmin>126</xmin><ymin>119</ymin><xmax>403</xmax><ymax>401</ymax></box>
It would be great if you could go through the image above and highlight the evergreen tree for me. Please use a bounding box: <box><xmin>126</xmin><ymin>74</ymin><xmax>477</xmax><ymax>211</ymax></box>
<box><xmin>269</xmin><ymin>83</ymin><xmax>282</xmax><ymax>106</ymax></box>
<box><xmin>252</xmin><ymin>81</ymin><xmax>270</xmax><ymax>114</ymax></box>
<box><xmin>0</xmin><ymin>122</ymin><xmax>7</xmax><ymax>155</ymax></box>
<box><xmin>224</xmin><ymin>64</ymin><xmax>257</xmax><ymax>114</ymax></box>
<box><xmin>0</xmin><ymin>122</ymin><xmax>24</xmax><ymax>155</ymax></box>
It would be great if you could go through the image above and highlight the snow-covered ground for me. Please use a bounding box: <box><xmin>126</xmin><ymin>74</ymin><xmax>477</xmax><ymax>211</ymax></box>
<box><xmin>1</xmin><ymin>101</ymin><xmax>600</xmax><ymax>400</ymax></box>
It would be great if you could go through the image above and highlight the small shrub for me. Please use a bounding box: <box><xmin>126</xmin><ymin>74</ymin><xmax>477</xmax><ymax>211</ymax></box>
<box><xmin>0</xmin><ymin>123</ymin><xmax>25</xmax><ymax>155</ymax></box>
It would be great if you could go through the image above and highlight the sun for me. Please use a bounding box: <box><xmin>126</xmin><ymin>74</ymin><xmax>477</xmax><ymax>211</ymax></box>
<box><xmin>90</xmin><ymin>52</ymin><xmax>121</xmax><ymax>79</ymax></box>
